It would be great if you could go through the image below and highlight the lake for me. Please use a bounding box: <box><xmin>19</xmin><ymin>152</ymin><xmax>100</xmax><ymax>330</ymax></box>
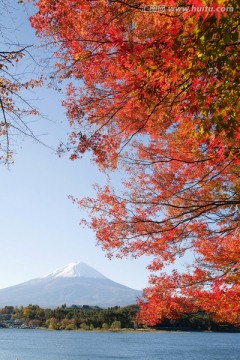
<box><xmin>0</xmin><ymin>329</ymin><xmax>239</xmax><ymax>360</ymax></box>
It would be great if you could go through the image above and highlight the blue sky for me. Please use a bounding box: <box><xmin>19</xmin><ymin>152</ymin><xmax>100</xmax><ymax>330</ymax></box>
<box><xmin>0</xmin><ymin>1</ymin><xmax>152</xmax><ymax>291</ymax></box>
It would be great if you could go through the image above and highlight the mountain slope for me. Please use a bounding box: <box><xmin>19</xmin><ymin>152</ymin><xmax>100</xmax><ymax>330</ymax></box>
<box><xmin>0</xmin><ymin>262</ymin><xmax>141</xmax><ymax>308</ymax></box>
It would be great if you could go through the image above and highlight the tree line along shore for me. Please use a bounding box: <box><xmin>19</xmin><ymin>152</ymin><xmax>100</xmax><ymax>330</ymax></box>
<box><xmin>0</xmin><ymin>305</ymin><xmax>238</xmax><ymax>332</ymax></box>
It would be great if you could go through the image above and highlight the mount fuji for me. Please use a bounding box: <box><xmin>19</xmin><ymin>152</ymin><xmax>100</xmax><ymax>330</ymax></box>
<box><xmin>0</xmin><ymin>262</ymin><xmax>141</xmax><ymax>308</ymax></box>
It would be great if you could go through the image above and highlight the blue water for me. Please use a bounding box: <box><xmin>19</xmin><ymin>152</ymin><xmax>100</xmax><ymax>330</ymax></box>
<box><xmin>0</xmin><ymin>329</ymin><xmax>239</xmax><ymax>360</ymax></box>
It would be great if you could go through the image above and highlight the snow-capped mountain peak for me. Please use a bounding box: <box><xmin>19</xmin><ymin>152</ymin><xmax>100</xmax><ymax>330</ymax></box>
<box><xmin>0</xmin><ymin>262</ymin><xmax>141</xmax><ymax>308</ymax></box>
<box><xmin>41</xmin><ymin>262</ymin><xmax>107</xmax><ymax>280</ymax></box>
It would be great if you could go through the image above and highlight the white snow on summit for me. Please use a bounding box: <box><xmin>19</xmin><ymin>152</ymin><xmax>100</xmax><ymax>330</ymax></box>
<box><xmin>41</xmin><ymin>262</ymin><xmax>107</xmax><ymax>280</ymax></box>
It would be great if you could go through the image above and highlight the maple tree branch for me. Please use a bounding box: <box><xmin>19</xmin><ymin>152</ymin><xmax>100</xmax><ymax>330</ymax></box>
<box><xmin>0</xmin><ymin>96</ymin><xmax>10</xmax><ymax>159</ymax></box>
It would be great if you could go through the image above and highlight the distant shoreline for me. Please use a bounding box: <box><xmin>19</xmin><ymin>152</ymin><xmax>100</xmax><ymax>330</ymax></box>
<box><xmin>1</xmin><ymin>304</ymin><xmax>239</xmax><ymax>333</ymax></box>
<box><xmin>2</xmin><ymin>327</ymin><xmax>240</xmax><ymax>334</ymax></box>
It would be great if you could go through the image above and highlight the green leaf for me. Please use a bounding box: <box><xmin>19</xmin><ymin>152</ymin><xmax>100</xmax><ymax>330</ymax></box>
<box><xmin>224</xmin><ymin>32</ymin><xmax>231</xmax><ymax>44</ymax></box>
<box><xmin>232</xmin><ymin>31</ymin><xmax>239</xmax><ymax>42</ymax></box>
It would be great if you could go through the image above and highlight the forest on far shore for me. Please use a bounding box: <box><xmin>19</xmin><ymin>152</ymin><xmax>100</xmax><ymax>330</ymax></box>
<box><xmin>0</xmin><ymin>305</ymin><xmax>238</xmax><ymax>332</ymax></box>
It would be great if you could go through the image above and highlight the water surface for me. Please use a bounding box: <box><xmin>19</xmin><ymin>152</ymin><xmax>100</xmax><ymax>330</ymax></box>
<box><xmin>0</xmin><ymin>329</ymin><xmax>239</xmax><ymax>360</ymax></box>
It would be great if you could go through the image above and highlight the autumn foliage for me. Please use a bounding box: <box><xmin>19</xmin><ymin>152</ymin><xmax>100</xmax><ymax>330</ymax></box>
<box><xmin>31</xmin><ymin>0</ymin><xmax>240</xmax><ymax>325</ymax></box>
<box><xmin>0</xmin><ymin>46</ymin><xmax>41</xmax><ymax>163</ymax></box>
<box><xmin>0</xmin><ymin>1</ymin><xmax>45</xmax><ymax>164</ymax></box>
